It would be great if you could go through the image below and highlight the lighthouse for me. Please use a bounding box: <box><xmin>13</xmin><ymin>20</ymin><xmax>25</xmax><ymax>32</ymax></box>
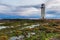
<box><xmin>41</xmin><ymin>4</ymin><xmax>45</xmax><ymax>19</ymax></box>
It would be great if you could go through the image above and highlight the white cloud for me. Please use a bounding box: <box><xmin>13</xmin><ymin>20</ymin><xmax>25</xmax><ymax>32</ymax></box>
<box><xmin>0</xmin><ymin>5</ymin><xmax>9</xmax><ymax>12</ymax></box>
<box><xmin>14</xmin><ymin>7</ymin><xmax>40</xmax><ymax>16</ymax></box>
<box><xmin>0</xmin><ymin>4</ymin><xmax>13</xmax><ymax>13</ymax></box>
<box><xmin>0</xmin><ymin>4</ymin><xmax>41</xmax><ymax>16</ymax></box>
<box><xmin>0</xmin><ymin>0</ymin><xmax>60</xmax><ymax>19</ymax></box>
<box><xmin>1</xmin><ymin>0</ymin><xmax>46</xmax><ymax>6</ymax></box>
<box><xmin>45</xmin><ymin>0</ymin><xmax>60</xmax><ymax>19</ymax></box>
<box><xmin>46</xmin><ymin>14</ymin><xmax>55</xmax><ymax>17</ymax></box>
<box><xmin>46</xmin><ymin>0</ymin><xmax>60</xmax><ymax>12</ymax></box>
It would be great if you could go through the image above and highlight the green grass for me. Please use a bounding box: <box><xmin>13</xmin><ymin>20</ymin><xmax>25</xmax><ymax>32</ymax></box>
<box><xmin>0</xmin><ymin>20</ymin><xmax>60</xmax><ymax>40</ymax></box>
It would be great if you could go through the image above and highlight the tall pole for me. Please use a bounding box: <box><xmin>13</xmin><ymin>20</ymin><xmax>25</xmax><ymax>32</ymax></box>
<box><xmin>41</xmin><ymin>4</ymin><xmax>45</xmax><ymax>19</ymax></box>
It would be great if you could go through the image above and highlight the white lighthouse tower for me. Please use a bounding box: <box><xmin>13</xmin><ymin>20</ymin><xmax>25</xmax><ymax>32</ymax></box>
<box><xmin>41</xmin><ymin>4</ymin><xmax>45</xmax><ymax>19</ymax></box>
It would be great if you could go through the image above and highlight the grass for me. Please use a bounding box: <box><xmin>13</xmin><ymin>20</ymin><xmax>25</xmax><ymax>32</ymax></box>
<box><xmin>0</xmin><ymin>19</ymin><xmax>60</xmax><ymax>40</ymax></box>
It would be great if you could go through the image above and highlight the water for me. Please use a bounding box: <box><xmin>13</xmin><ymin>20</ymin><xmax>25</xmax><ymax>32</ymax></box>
<box><xmin>9</xmin><ymin>32</ymin><xmax>36</xmax><ymax>40</ymax></box>
<box><xmin>0</xmin><ymin>24</ymin><xmax>40</xmax><ymax>40</ymax></box>
<box><xmin>0</xmin><ymin>26</ymin><xmax>7</xmax><ymax>29</ymax></box>
<box><xmin>9</xmin><ymin>35</ymin><xmax>24</xmax><ymax>40</ymax></box>
<box><xmin>9</xmin><ymin>24</ymin><xmax>39</xmax><ymax>40</ymax></box>
<box><xmin>22</xmin><ymin>24</ymin><xmax>40</xmax><ymax>29</ymax></box>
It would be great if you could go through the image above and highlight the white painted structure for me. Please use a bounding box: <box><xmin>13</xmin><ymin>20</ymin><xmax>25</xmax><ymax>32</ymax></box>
<box><xmin>41</xmin><ymin>4</ymin><xmax>45</xmax><ymax>19</ymax></box>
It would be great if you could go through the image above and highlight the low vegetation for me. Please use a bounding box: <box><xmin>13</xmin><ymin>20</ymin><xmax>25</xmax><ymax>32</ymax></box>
<box><xmin>0</xmin><ymin>19</ymin><xmax>60</xmax><ymax>40</ymax></box>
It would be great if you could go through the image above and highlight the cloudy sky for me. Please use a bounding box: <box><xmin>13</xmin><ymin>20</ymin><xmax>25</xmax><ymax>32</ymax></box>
<box><xmin>0</xmin><ymin>0</ymin><xmax>60</xmax><ymax>19</ymax></box>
